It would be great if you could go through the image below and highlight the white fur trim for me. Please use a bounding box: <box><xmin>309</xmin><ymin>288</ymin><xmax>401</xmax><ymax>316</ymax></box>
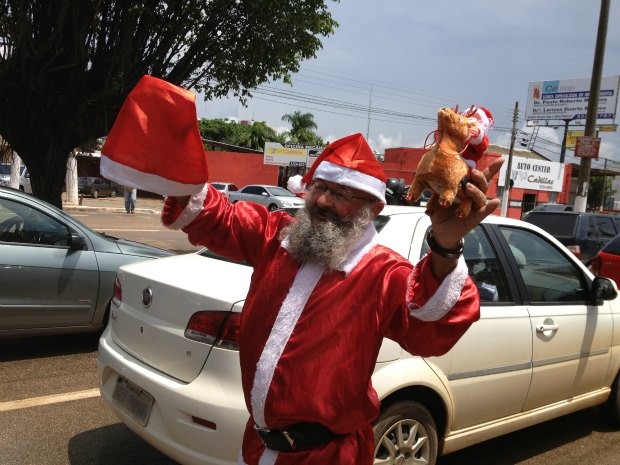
<box><xmin>100</xmin><ymin>155</ymin><xmax>206</xmax><ymax>196</ymax></box>
<box><xmin>165</xmin><ymin>185</ymin><xmax>209</xmax><ymax>230</ymax></box>
<box><xmin>469</xmin><ymin>128</ymin><xmax>484</xmax><ymax>146</ymax></box>
<box><xmin>408</xmin><ymin>255</ymin><xmax>468</xmax><ymax>321</ymax></box>
<box><xmin>313</xmin><ymin>161</ymin><xmax>386</xmax><ymax>203</ymax></box>
<box><xmin>251</xmin><ymin>262</ymin><xmax>324</xmax><ymax>428</ymax></box>
<box><xmin>286</xmin><ymin>174</ymin><xmax>305</xmax><ymax>194</ymax></box>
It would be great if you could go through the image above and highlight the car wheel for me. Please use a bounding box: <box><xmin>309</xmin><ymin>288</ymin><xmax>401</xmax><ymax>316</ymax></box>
<box><xmin>110</xmin><ymin>190</ymin><xmax>117</xmax><ymax>198</ymax></box>
<box><xmin>92</xmin><ymin>190</ymin><xmax>99</xmax><ymax>199</ymax></box>
<box><xmin>373</xmin><ymin>401</ymin><xmax>438</xmax><ymax>465</ymax></box>
<box><xmin>600</xmin><ymin>371</ymin><xmax>620</xmax><ymax>427</ymax></box>
<box><xmin>268</xmin><ymin>204</ymin><xmax>278</xmax><ymax>212</ymax></box>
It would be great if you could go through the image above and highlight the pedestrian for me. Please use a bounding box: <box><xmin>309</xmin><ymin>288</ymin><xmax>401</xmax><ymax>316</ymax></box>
<box><xmin>160</xmin><ymin>133</ymin><xmax>503</xmax><ymax>465</ymax></box>
<box><xmin>123</xmin><ymin>186</ymin><xmax>137</xmax><ymax>213</ymax></box>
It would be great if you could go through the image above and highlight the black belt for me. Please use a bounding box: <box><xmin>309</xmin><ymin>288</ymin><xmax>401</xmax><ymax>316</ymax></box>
<box><xmin>254</xmin><ymin>422</ymin><xmax>338</xmax><ymax>452</ymax></box>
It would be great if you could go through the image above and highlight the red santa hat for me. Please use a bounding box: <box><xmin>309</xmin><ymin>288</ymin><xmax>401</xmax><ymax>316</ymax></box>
<box><xmin>287</xmin><ymin>133</ymin><xmax>387</xmax><ymax>203</ymax></box>
<box><xmin>100</xmin><ymin>75</ymin><xmax>208</xmax><ymax>196</ymax></box>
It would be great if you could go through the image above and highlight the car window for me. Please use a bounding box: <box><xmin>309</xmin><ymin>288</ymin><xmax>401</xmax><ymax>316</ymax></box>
<box><xmin>420</xmin><ymin>225</ymin><xmax>512</xmax><ymax>303</ymax></box>
<box><xmin>243</xmin><ymin>186</ymin><xmax>262</xmax><ymax>195</ymax></box>
<box><xmin>267</xmin><ymin>186</ymin><xmax>296</xmax><ymax>197</ymax></box>
<box><xmin>0</xmin><ymin>198</ymin><xmax>70</xmax><ymax>246</ymax></box>
<box><xmin>499</xmin><ymin>226</ymin><xmax>587</xmax><ymax>303</ymax></box>
<box><xmin>211</xmin><ymin>183</ymin><xmax>225</xmax><ymax>189</ymax></box>
<box><xmin>524</xmin><ymin>213</ymin><xmax>578</xmax><ymax>239</ymax></box>
<box><xmin>229</xmin><ymin>185</ymin><xmax>239</xmax><ymax>192</ymax></box>
<box><xmin>595</xmin><ymin>216</ymin><xmax>616</xmax><ymax>241</ymax></box>
<box><xmin>602</xmin><ymin>234</ymin><xmax>620</xmax><ymax>254</ymax></box>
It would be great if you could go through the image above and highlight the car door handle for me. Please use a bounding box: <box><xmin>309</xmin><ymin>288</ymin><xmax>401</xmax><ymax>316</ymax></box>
<box><xmin>536</xmin><ymin>323</ymin><xmax>559</xmax><ymax>332</ymax></box>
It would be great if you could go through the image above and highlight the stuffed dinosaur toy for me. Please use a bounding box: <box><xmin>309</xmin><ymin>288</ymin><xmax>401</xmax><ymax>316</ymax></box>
<box><xmin>406</xmin><ymin>107</ymin><xmax>480</xmax><ymax>218</ymax></box>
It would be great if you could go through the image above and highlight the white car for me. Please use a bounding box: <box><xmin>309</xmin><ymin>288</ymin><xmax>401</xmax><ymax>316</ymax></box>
<box><xmin>211</xmin><ymin>182</ymin><xmax>239</xmax><ymax>198</ymax></box>
<box><xmin>98</xmin><ymin>206</ymin><xmax>620</xmax><ymax>465</ymax></box>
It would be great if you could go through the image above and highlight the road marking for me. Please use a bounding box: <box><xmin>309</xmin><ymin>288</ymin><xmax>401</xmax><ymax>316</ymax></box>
<box><xmin>0</xmin><ymin>388</ymin><xmax>100</xmax><ymax>412</ymax></box>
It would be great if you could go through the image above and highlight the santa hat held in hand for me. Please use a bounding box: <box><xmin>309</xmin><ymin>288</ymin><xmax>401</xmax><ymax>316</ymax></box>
<box><xmin>287</xmin><ymin>133</ymin><xmax>387</xmax><ymax>204</ymax></box>
<box><xmin>101</xmin><ymin>75</ymin><xmax>208</xmax><ymax>196</ymax></box>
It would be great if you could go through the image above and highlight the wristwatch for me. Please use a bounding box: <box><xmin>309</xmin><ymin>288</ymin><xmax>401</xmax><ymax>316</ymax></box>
<box><xmin>426</xmin><ymin>229</ymin><xmax>464</xmax><ymax>259</ymax></box>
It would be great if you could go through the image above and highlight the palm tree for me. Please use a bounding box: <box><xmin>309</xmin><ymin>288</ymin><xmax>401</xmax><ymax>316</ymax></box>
<box><xmin>281</xmin><ymin>111</ymin><xmax>319</xmax><ymax>144</ymax></box>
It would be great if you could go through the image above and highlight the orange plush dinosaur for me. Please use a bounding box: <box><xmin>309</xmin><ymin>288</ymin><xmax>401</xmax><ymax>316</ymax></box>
<box><xmin>406</xmin><ymin>107</ymin><xmax>477</xmax><ymax>218</ymax></box>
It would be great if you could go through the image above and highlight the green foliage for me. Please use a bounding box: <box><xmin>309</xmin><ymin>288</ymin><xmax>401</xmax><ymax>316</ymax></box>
<box><xmin>281</xmin><ymin>111</ymin><xmax>323</xmax><ymax>145</ymax></box>
<box><xmin>588</xmin><ymin>176</ymin><xmax>616</xmax><ymax>209</ymax></box>
<box><xmin>199</xmin><ymin>118</ymin><xmax>285</xmax><ymax>151</ymax></box>
<box><xmin>0</xmin><ymin>0</ymin><xmax>338</xmax><ymax>206</ymax></box>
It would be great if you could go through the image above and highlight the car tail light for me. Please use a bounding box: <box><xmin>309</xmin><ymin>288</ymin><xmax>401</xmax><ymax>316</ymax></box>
<box><xmin>185</xmin><ymin>311</ymin><xmax>241</xmax><ymax>350</ymax></box>
<box><xmin>566</xmin><ymin>244</ymin><xmax>581</xmax><ymax>258</ymax></box>
<box><xmin>112</xmin><ymin>277</ymin><xmax>122</xmax><ymax>304</ymax></box>
<box><xmin>590</xmin><ymin>255</ymin><xmax>602</xmax><ymax>275</ymax></box>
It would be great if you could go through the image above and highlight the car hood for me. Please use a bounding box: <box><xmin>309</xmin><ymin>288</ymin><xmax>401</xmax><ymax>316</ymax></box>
<box><xmin>114</xmin><ymin>238</ymin><xmax>175</xmax><ymax>258</ymax></box>
<box><xmin>110</xmin><ymin>252</ymin><xmax>252</xmax><ymax>382</ymax></box>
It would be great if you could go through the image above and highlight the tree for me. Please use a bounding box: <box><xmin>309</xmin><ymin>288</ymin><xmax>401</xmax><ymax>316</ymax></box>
<box><xmin>198</xmin><ymin>118</ymin><xmax>285</xmax><ymax>151</ymax></box>
<box><xmin>281</xmin><ymin>111</ymin><xmax>323</xmax><ymax>145</ymax></box>
<box><xmin>0</xmin><ymin>1</ymin><xmax>338</xmax><ymax>207</ymax></box>
<box><xmin>588</xmin><ymin>175</ymin><xmax>616</xmax><ymax>210</ymax></box>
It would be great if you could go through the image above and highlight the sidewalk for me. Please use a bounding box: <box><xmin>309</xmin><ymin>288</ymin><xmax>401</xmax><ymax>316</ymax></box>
<box><xmin>63</xmin><ymin>194</ymin><xmax>164</xmax><ymax>214</ymax></box>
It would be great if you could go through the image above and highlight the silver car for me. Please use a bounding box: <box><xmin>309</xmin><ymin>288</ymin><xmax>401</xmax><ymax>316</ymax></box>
<box><xmin>98</xmin><ymin>206</ymin><xmax>620</xmax><ymax>465</ymax></box>
<box><xmin>0</xmin><ymin>186</ymin><xmax>174</xmax><ymax>337</ymax></box>
<box><xmin>228</xmin><ymin>184</ymin><xmax>306</xmax><ymax>211</ymax></box>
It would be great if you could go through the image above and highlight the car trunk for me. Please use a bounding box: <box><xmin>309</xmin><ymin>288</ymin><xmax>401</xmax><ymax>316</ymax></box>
<box><xmin>109</xmin><ymin>253</ymin><xmax>252</xmax><ymax>383</ymax></box>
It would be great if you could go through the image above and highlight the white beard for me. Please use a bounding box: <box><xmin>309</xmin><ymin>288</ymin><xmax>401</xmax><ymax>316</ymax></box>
<box><xmin>281</xmin><ymin>204</ymin><xmax>374</xmax><ymax>271</ymax></box>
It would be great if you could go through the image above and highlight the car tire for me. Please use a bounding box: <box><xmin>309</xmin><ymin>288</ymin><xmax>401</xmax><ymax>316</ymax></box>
<box><xmin>92</xmin><ymin>190</ymin><xmax>99</xmax><ymax>199</ymax></box>
<box><xmin>110</xmin><ymin>190</ymin><xmax>117</xmax><ymax>198</ymax></box>
<box><xmin>600</xmin><ymin>371</ymin><xmax>620</xmax><ymax>427</ymax></box>
<box><xmin>373</xmin><ymin>401</ymin><xmax>438</xmax><ymax>465</ymax></box>
<box><xmin>268</xmin><ymin>204</ymin><xmax>278</xmax><ymax>212</ymax></box>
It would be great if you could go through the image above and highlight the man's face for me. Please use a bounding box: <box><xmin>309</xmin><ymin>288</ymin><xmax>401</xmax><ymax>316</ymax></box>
<box><xmin>305</xmin><ymin>179</ymin><xmax>383</xmax><ymax>224</ymax></box>
<box><xmin>280</xmin><ymin>180</ymin><xmax>383</xmax><ymax>270</ymax></box>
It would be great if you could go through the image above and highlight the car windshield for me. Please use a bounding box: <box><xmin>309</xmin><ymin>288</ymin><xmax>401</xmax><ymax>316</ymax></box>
<box><xmin>0</xmin><ymin>164</ymin><xmax>11</xmax><ymax>175</ymax></box>
<box><xmin>266</xmin><ymin>186</ymin><xmax>296</xmax><ymax>197</ymax></box>
<box><xmin>211</xmin><ymin>183</ymin><xmax>225</xmax><ymax>189</ymax></box>
<box><xmin>525</xmin><ymin>213</ymin><xmax>578</xmax><ymax>239</ymax></box>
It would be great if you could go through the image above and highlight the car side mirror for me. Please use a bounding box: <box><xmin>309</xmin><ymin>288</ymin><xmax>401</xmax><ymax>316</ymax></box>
<box><xmin>261</xmin><ymin>192</ymin><xmax>268</xmax><ymax>197</ymax></box>
<box><xmin>69</xmin><ymin>232</ymin><xmax>86</xmax><ymax>250</ymax></box>
<box><xmin>590</xmin><ymin>276</ymin><xmax>618</xmax><ymax>305</ymax></box>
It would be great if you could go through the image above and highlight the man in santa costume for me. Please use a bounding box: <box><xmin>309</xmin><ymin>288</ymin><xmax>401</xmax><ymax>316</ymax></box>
<box><xmin>102</xmin><ymin>76</ymin><xmax>503</xmax><ymax>465</ymax></box>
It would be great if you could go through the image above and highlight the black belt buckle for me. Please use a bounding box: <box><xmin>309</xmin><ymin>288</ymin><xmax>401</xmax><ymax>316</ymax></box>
<box><xmin>254</xmin><ymin>424</ymin><xmax>297</xmax><ymax>451</ymax></box>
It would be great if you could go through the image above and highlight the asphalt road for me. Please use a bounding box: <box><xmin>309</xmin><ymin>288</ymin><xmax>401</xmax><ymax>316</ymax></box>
<box><xmin>1</xmin><ymin>195</ymin><xmax>620</xmax><ymax>464</ymax></box>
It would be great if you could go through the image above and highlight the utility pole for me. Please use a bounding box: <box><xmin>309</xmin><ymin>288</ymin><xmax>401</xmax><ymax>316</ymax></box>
<box><xmin>501</xmin><ymin>101</ymin><xmax>519</xmax><ymax>217</ymax></box>
<box><xmin>575</xmin><ymin>0</ymin><xmax>609</xmax><ymax>212</ymax></box>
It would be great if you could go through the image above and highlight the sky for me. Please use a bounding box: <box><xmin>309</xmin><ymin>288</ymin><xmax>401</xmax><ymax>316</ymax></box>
<box><xmin>198</xmin><ymin>0</ymin><xmax>620</xmax><ymax>172</ymax></box>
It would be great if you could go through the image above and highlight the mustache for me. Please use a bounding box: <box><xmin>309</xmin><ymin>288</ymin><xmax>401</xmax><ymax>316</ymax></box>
<box><xmin>307</xmin><ymin>204</ymin><xmax>350</xmax><ymax>227</ymax></box>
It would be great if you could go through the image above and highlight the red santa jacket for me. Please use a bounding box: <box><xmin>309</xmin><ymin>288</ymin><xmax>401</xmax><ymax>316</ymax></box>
<box><xmin>162</xmin><ymin>184</ymin><xmax>480</xmax><ymax>465</ymax></box>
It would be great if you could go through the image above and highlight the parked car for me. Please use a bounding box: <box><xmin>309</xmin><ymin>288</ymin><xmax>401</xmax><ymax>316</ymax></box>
<box><xmin>523</xmin><ymin>210</ymin><xmax>620</xmax><ymax>263</ymax></box>
<box><xmin>525</xmin><ymin>202</ymin><xmax>573</xmax><ymax>215</ymax></box>
<box><xmin>19</xmin><ymin>166</ymin><xmax>32</xmax><ymax>194</ymax></box>
<box><xmin>78</xmin><ymin>176</ymin><xmax>120</xmax><ymax>198</ymax></box>
<box><xmin>590</xmin><ymin>231</ymin><xmax>620</xmax><ymax>287</ymax></box>
<box><xmin>0</xmin><ymin>186</ymin><xmax>174</xmax><ymax>337</ymax></box>
<box><xmin>98</xmin><ymin>205</ymin><xmax>620</xmax><ymax>465</ymax></box>
<box><xmin>0</xmin><ymin>163</ymin><xmax>26</xmax><ymax>188</ymax></box>
<box><xmin>211</xmin><ymin>182</ymin><xmax>239</xmax><ymax>198</ymax></box>
<box><xmin>227</xmin><ymin>184</ymin><xmax>306</xmax><ymax>211</ymax></box>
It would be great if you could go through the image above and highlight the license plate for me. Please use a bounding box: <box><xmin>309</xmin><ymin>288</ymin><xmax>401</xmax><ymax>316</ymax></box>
<box><xmin>112</xmin><ymin>376</ymin><xmax>154</xmax><ymax>426</ymax></box>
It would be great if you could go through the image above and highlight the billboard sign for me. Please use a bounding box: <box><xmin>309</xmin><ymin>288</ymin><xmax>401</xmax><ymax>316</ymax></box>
<box><xmin>574</xmin><ymin>136</ymin><xmax>601</xmax><ymax>159</ymax></box>
<box><xmin>525</xmin><ymin>75</ymin><xmax>619</xmax><ymax>122</ymax></box>
<box><xmin>263</xmin><ymin>143</ymin><xmax>325</xmax><ymax>168</ymax></box>
<box><xmin>498</xmin><ymin>156</ymin><xmax>565</xmax><ymax>192</ymax></box>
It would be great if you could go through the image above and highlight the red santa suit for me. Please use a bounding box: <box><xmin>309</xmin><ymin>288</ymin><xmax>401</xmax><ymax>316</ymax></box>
<box><xmin>162</xmin><ymin>184</ymin><xmax>480</xmax><ymax>465</ymax></box>
<box><xmin>99</xmin><ymin>78</ymin><xmax>480</xmax><ymax>465</ymax></box>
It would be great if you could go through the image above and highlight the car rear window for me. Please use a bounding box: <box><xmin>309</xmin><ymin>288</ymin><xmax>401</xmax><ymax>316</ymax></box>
<box><xmin>524</xmin><ymin>213</ymin><xmax>578</xmax><ymax>239</ymax></box>
<box><xmin>602</xmin><ymin>234</ymin><xmax>620</xmax><ymax>254</ymax></box>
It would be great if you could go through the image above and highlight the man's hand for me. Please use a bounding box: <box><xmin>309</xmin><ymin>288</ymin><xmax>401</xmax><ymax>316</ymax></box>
<box><xmin>427</xmin><ymin>157</ymin><xmax>504</xmax><ymax>251</ymax></box>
